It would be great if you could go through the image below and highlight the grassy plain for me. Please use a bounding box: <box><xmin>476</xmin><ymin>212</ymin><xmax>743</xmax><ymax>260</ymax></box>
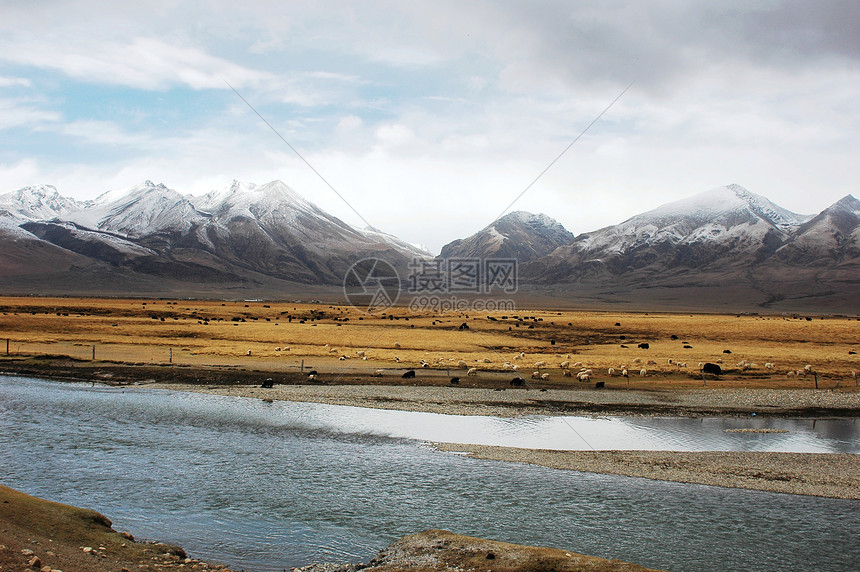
<box><xmin>0</xmin><ymin>295</ymin><xmax>857</xmax><ymax>389</ymax></box>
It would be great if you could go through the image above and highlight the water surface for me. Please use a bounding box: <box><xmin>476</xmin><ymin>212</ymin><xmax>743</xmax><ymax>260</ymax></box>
<box><xmin>1</xmin><ymin>376</ymin><xmax>857</xmax><ymax>571</ymax></box>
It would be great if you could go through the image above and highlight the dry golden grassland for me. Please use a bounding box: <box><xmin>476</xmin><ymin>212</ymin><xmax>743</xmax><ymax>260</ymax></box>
<box><xmin>0</xmin><ymin>296</ymin><xmax>857</xmax><ymax>389</ymax></box>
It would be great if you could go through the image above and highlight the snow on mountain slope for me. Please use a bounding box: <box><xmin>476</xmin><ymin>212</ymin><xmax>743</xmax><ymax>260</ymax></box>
<box><xmin>72</xmin><ymin>181</ymin><xmax>205</xmax><ymax>238</ymax></box>
<box><xmin>573</xmin><ymin>184</ymin><xmax>809</xmax><ymax>256</ymax></box>
<box><xmin>774</xmin><ymin>194</ymin><xmax>860</xmax><ymax>264</ymax></box>
<box><xmin>439</xmin><ymin>211</ymin><xmax>574</xmax><ymax>262</ymax></box>
<box><xmin>0</xmin><ymin>184</ymin><xmax>83</xmax><ymax>222</ymax></box>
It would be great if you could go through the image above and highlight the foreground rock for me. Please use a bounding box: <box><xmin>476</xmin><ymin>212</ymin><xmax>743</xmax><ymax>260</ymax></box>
<box><xmin>293</xmin><ymin>529</ymin><xmax>662</xmax><ymax>572</ymax></box>
<box><xmin>0</xmin><ymin>485</ymin><xmax>235</xmax><ymax>571</ymax></box>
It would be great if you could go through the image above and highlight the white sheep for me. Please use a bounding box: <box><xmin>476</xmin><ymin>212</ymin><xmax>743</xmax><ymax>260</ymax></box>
<box><xmin>560</xmin><ymin>361</ymin><xmax>570</xmax><ymax>369</ymax></box>
<box><xmin>535</xmin><ymin>360</ymin><xmax>547</xmax><ymax>368</ymax></box>
<box><xmin>607</xmin><ymin>367</ymin><xmax>615</xmax><ymax>376</ymax></box>
<box><xmin>246</xmin><ymin>350</ymin><xmax>252</xmax><ymax>356</ymax></box>
<box><xmin>562</xmin><ymin>370</ymin><xmax>572</xmax><ymax>377</ymax></box>
<box><xmin>482</xmin><ymin>358</ymin><xmax>491</xmax><ymax>364</ymax></box>
<box><xmin>804</xmin><ymin>364</ymin><xmax>813</xmax><ymax>373</ymax></box>
<box><xmin>328</xmin><ymin>347</ymin><xmax>338</xmax><ymax>354</ymax></box>
<box><xmin>371</xmin><ymin>369</ymin><xmax>384</xmax><ymax>377</ymax></box>
<box><xmin>573</xmin><ymin>361</ymin><xmax>583</xmax><ymax>368</ymax></box>
<box><xmin>356</xmin><ymin>350</ymin><xmax>366</xmax><ymax>357</ymax></box>
<box><xmin>578</xmin><ymin>373</ymin><xmax>590</xmax><ymax>382</ymax></box>
<box><xmin>307</xmin><ymin>374</ymin><xmax>316</xmax><ymax>381</ymax></box>
<box><xmin>467</xmin><ymin>367</ymin><xmax>478</xmax><ymax>376</ymax></box>
<box><xmin>667</xmin><ymin>359</ymin><xmax>674</xmax><ymax>365</ymax></box>
<box><xmin>502</xmin><ymin>362</ymin><xmax>514</xmax><ymax>370</ymax></box>
<box><xmin>639</xmin><ymin>368</ymin><xmax>647</xmax><ymax>376</ymax></box>
<box><xmin>632</xmin><ymin>358</ymin><xmax>642</xmax><ymax>364</ymax></box>
<box><xmin>458</xmin><ymin>360</ymin><xmax>468</xmax><ymax>368</ymax></box>
<box><xmin>677</xmin><ymin>362</ymin><xmax>687</xmax><ymax>368</ymax></box>
<box><xmin>275</xmin><ymin>347</ymin><xmax>281</xmax><ymax>351</ymax></box>
<box><xmin>540</xmin><ymin>373</ymin><xmax>550</xmax><ymax>381</ymax></box>
<box><xmin>531</xmin><ymin>371</ymin><xmax>541</xmax><ymax>379</ymax></box>
<box><xmin>394</xmin><ymin>342</ymin><xmax>401</xmax><ymax>348</ymax></box>
<box><xmin>621</xmin><ymin>369</ymin><xmax>628</xmax><ymax>377</ymax></box>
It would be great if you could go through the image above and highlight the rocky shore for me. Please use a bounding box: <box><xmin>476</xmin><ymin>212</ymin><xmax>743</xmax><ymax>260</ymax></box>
<box><xmin>0</xmin><ymin>486</ymin><xmax>661</xmax><ymax>572</ymax></box>
<box><xmin>291</xmin><ymin>529</ymin><xmax>662</xmax><ymax>572</ymax></box>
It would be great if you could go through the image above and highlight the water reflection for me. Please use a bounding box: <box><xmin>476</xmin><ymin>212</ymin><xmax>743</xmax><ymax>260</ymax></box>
<box><xmin>1</xmin><ymin>376</ymin><xmax>859</xmax><ymax>572</ymax></box>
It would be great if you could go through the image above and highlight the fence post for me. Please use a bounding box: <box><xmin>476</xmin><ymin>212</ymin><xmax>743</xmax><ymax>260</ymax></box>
<box><xmin>5</xmin><ymin>338</ymin><xmax>8</xmax><ymax>355</ymax></box>
<box><xmin>169</xmin><ymin>347</ymin><xmax>173</xmax><ymax>363</ymax></box>
<box><xmin>92</xmin><ymin>345</ymin><xmax>96</xmax><ymax>361</ymax></box>
<box><xmin>301</xmin><ymin>359</ymin><xmax>304</xmax><ymax>373</ymax></box>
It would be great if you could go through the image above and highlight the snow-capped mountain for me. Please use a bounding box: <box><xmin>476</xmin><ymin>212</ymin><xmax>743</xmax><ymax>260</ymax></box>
<box><xmin>439</xmin><ymin>211</ymin><xmax>575</xmax><ymax>263</ymax></box>
<box><xmin>524</xmin><ymin>184</ymin><xmax>814</xmax><ymax>282</ymax></box>
<box><xmin>0</xmin><ymin>180</ymin><xmax>432</xmax><ymax>287</ymax></box>
<box><xmin>773</xmin><ymin>194</ymin><xmax>860</xmax><ymax>266</ymax></box>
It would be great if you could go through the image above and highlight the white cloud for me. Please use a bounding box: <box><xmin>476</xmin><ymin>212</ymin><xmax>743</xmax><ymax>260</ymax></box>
<box><xmin>0</xmin><ymin>76</ymin><xmax>31</xmax><ymax>88</ymax></box>
<box><xmin>0</xmin><ymin>37</ymin><xmax>270</xmax><ymax>91</ymax></box>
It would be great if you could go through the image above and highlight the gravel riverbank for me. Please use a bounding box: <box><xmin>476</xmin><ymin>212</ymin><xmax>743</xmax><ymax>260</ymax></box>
<box><xmin>141</xmin><ymin>382</ymin><xmax>860</xmax><ymax>418</ymax></box>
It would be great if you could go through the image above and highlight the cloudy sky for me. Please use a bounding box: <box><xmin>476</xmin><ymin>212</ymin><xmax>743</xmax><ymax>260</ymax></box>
<box><xmin>1</xmin><ymin>1</ymin><xmax>858</xmax><ymax>252</ymax></box>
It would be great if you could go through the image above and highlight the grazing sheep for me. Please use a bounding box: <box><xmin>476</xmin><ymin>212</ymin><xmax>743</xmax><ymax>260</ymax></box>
<box><xmin>716</xmin><ymin>358</ymin><xmax>723</xmax><ymax>364</ymax></box>
<box><xmin>608</xmin><ymin>367</ymin><xmax>615</xmax><ymax>376</ymax></box>
<box><xmin>482</xmin><ymin>358</ymin><xmax>491</xmax><ymax>364</ymax></box>
<box><xmin>274</xmin><ymin>347</ymin><xmax>281</xmax><ymax>352</ymax></box>
<box><xmin>531</xmin><ymin>371</ymin><xmax>541</xmax><ymax>379</ymax></box>
<box><xmin>539</xmin><ymin>372</ymin><xmax>549</xmax><ymax>381</ymax></box>
<box><xmin>787</xmin><ymin>370</ymin><xmax>796</xmax><ymax>377</ymax></box>
<box><xmin>850</xmin><ymin>370</ymin><xmax>857</xmax><ymax>379</ymax></box>
<box><xmin>535</xmin><ymin>360</ymin><xmax>547</xmax><ymax>368</ymax></box>
<box><xmin>632</xmin><ymin>358</ymin><xmax>642</xmax><ymax>364</ymax></box>
<box><xmin>560</xmin><ymin>361</ymin><xmax>570</xmax><ymax>369</ymax></box>
<box><xmin>502</xmin><ymin>362</ymin><xmax>513</xmax><ymax>370</ymax></box>
<box><xmin>647</xmin><ymin>360</ymin><xmax>657</xmax><ymax>365</ymax></box>
<box><xmin>356</xmin><ymin>350</ymin><xmax>366</xmax><ymax>357</ymax></box>
<box><xmin>422</xmin><ymin>363</ymin><xmax>429</xmax><ymax>368</ymax></box>
<box><xmin>339</xmin><ymin>356</ymin><xmax>346</xmax><ymax>361</ymax></box>
<box><xmin>804</xmin><ymin>364</ymin><xmax>813</xmax><ymax>373</ymax></box>
<box><xmin>667</xmin><ymin>359</ymin><xmax>674</xmax><ymax>365</ymax></box>
<box><xmin>458</xmin><ymin>360</ymin><xmax>468</xmax><ymax>368</ymax></box>
<box><xmin>639</xmin><ymin>369</ymin><xmax>647</xmax><ymax>376</ymax></box>
<box><xmin>573</xmin><ymin>362</ymin><xmax>583</xmax><ymax>368</ymax></box>
<box><xmin>578</xmin><ymin>374</ymin><xmax>590</xmax><ymax>382</ymax></box>
<box><xmin>697</xmin><ymin>362</ymin><xmax>704</xmax><ymax>369</ymax></box>
<box><xmin>246</xmin><ymin>350</ymin><xmax>252</xmax><ymax>356</ymax></box>
<box><xmin>402</xmin><ymin>370</ymin><xmax>416</xmax><ymax>379</ymax></box>
<box><xmin>512</xmin><ymin>365</ymin><xmax>520</xmax><ymax>371</ymax></box>
<box><xmin>328</xmin><ymin>347</ymin><xmax>338</xmax><ymax>354</ymax></box>
<box><xmin>394</xmin><ymin>356</ymin><xmax>401</xmax><ymax>363</ymax></box>
<box><xmin>394</xmin><ymin>342</ymin><xmax>401</xmax><ymax>348</ymax></box>
<box><xmin>677</xmin><ymin>362</ymin><xmax>687</xmax><ymax>368</ymax></box>
<box><xmin>765</xmin><ymin>362</ymin><xmax>774</xmax><ymax>370</ymax></box>
<box><xmin>621</xmin><ymin>369</ymin><xmax>628</xmax><ymax>377</ymax></box>
<box><xmin>307</xmin><ymin>374</ymin><xmax>316</xmax><ymax>381</ymax></box>
<box><xmin>371</xmin><ymin>369</ymin><xmax>384</xmax><ymax>377</ymax></box>
<box><xmin>562</xmin><ymin>370</ymin><xmax>572</xmax><ymax>377</ymax></box>
<box><xmin>467</xmin><ymin>367</ymin><xmax>478</xmax><ymax>376</ymax></box>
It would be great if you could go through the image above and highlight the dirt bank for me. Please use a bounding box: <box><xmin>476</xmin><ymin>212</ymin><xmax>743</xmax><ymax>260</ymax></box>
<box><xmin>0</xmin><ymin>484</ymin><xmax>237</xmax><ymax>571</ymax></box>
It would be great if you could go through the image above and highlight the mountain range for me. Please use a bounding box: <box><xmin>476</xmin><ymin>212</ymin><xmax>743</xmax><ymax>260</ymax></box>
<box><xmin>0</xmin><ymin>180</ymin><xmax>857</xmax><ymax>312</ymax></box>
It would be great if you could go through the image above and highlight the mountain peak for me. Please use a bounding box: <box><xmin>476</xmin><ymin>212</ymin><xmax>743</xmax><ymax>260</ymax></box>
<box><xmin>440</xmin><ymin>211</ymin><xmax>574</xmax><ymax>262</ymax></box>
